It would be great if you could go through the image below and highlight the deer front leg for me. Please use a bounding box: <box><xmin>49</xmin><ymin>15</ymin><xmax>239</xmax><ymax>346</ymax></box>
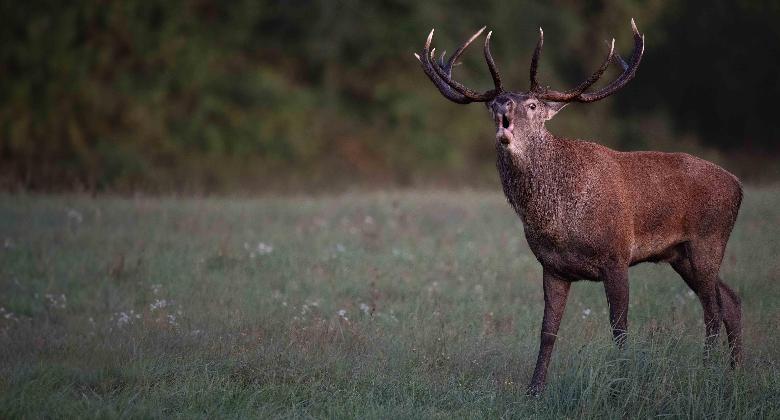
<box><xmin>527</xmin><ymin>269</ymin><xmax>571</xmax><ymax>396</ymax></box>
<box><xmin>603</xmin><ymin>269</ymin><xmax>630</xmax><ymax>347</ymax></box>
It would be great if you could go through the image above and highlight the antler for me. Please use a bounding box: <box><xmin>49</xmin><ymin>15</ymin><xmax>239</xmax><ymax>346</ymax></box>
<box><xmin>531</xmin><ymin>19</ymin><xmax>645</xmax><ymax>103</ymax></box>
<box><xmin>414</xmin><ymin>27</ymin><xmax>503</xmax><ymax>104</ymax></box>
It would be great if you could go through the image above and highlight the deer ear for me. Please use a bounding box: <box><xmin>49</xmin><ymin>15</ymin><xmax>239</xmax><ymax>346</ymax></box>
<box><xmin>544</xmin><ymin>101</ymin><xmax>568</xmax><ymax>120</ymax></box>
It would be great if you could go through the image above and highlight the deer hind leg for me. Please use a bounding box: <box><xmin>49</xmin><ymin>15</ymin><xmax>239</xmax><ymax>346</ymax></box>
<box><xmin>716</xmin><ymin>278</ymin><xmax>742</xmax><ymax>367</ymax></box>
<box><xmin>670</xmin><ymin>241</ymin><xmax>724</xmax><ymax>361</ymax></box>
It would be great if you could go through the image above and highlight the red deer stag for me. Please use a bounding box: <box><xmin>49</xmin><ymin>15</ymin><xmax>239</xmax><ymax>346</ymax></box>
<box><xmin>414</xmin><ymin>20</ymin><xmax>743</xmax><ymax>394</ymax></box>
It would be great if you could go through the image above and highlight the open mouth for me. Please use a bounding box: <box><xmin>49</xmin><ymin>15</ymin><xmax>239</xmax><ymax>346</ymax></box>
<box><xmin>496</xmin><ymin>114</ymin><xmax>513</xmax><ymax>145</ymax></box>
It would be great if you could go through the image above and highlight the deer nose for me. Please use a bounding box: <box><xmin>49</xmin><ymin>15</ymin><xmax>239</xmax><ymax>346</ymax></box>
<box><xmin>492</xmin><ymin>101</ymin><xmax>510</xmax><ymax>115</ymax></box>
<box><xmin>494</xmin><ymin>110</ymin><xmax>511</xmax><ymax>127</ymax></box>
<box><xmin>501</xmin><ymin>114</ymin><xmax>511</xmax><ymax>129</ymax></box>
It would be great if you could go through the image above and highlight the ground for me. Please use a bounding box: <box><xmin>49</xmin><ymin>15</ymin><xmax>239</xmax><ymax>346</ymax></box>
<box><xmin>0</xmin><ymin>189</ymin><xmax>778</xmax><ymax>418</ymax></box>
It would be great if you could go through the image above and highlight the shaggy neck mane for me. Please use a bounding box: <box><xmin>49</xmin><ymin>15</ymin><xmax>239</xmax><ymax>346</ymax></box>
<box><xmin>496</xmin><ymin>127</ymin><xmax>565</xmax><ymax>224</ymax></box>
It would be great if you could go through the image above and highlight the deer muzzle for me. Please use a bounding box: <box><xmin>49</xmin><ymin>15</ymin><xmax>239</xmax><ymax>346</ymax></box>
<box><xmin>496</xmin><ymin>113</ymin><xmax>514</xmax><ymax>145</ymax></box>
<box><xmin>497</xmin><ymin>127</ymin><xmax>513</xmax><ymax>145</ymax></box>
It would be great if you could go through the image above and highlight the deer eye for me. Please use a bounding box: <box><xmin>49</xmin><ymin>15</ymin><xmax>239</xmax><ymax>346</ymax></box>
<box><xmin>528</xmin><ymin>103</ymin><xmax>537</xmax><ymax>110</ymax></box>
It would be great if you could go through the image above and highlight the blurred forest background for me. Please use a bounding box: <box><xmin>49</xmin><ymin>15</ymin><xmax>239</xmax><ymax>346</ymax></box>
<box><xmin>2</xmin><ymin>0</ymin><xmax>779</xmax><ymax>193</ymax></box>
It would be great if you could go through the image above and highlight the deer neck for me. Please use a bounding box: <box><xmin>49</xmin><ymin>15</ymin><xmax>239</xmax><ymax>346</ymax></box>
<box><xmin>496</xmin><ymin>127</ymin><xmax>563</xmax><ymax>223</ymax></box>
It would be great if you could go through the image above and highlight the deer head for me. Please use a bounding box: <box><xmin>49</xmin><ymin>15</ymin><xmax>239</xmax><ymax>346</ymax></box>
<box><xmin>414</xmin><ymin>20</ymin><xmax>644</xmax><ymax>147</ymax></box>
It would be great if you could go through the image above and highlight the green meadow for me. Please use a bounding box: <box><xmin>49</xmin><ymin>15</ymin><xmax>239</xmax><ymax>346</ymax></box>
<box><xmin>1</xmin><ymin>189</ymin><xmax>779</xmax><ymax>418</ymax></box>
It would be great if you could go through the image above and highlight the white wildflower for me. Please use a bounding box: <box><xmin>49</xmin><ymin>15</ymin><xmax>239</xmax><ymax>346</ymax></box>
<box><xmin>0</xmin><ymin>307</ymin><xmax>18</xmax><ymax>322</ymax></box>
<box><xmin>337</xmin><ymin>309</ymin><xmax>348</xmax><ymax>320</ymax></box>
<box><xmin>114</xmin><ymin>309</ymin><xmax>140</xmax><ymax>327</ymax></box>
<box><xmin>359</xmin><ymin>303</ymin><xmax>370</xmax><ymax>315</ymax></box>
<box><xmin>66</xmin><ymin>208</ymin><xmax>83</xmax><ymax>224</ymax></box>
<box><xmin>44</xmin><ymin>293</ymin><xmax>67</xmax><ymax>309</ymax></box>
<box><xmin>257</xmin><ymin>242</ymin><xmax>274</xmax><ymax>255</ymax></box>
<box><xmin>582</xmin><ymin>308</ymin><xmax>592</xmax><ymax>319</ymax></box>
<box><xmin>151</xmin><ymin>284</ymin><xmax>163</xmax><ymax>295</ymax></box>
<box><xmin>246</xmin><ymin>241</ymin><xmax>273</xmax><ymax>258</ymax></box>
<box><xmin>167</xmin><ymin>314</ymin><xmax>178</xmax><ymax>326</ymax></box>
<box><xmin>150</xmin><ymin>299</ymin><xmax>170</xmax><ymax>311</ymax></box>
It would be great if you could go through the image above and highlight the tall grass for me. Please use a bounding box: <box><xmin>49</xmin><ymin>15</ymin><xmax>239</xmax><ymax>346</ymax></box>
<box><xmin>1</xmin><ymin>189</ymin><xmax>778</xmax><ymax>418</ymax></box>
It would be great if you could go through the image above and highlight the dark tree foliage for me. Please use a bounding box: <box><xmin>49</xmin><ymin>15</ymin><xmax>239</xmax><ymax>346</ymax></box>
<box><xmin>0</xmin><ymin>0</ymin><xmax>777</xmax><ymax>191</ymax></box>
<box><xmin>621</xmin><ymin>0</ymin><xmax>780</xmax><ymax>153</ymax></box>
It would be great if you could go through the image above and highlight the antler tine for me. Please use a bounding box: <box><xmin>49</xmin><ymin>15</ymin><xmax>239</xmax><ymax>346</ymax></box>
<box><xmin>421</xmin><ymin>27</ymin><xmax>501</xmax><ymax>102</ymax></box>
<box><xmin>484</xmin><ymin>31</ymin><xmax>503</xmax><ymax>92</ymax></box>
<box><xmin>537</xmin><ymin>38</ymin><xmax>616</xmax><ymax>102</ymax></box>
<box><xmin>531</xmin><ymin>19</ymin><xmax>644</xmax><ymax>103</ymax></box>
<box><xmin>414</xmin><ymin>29</ymin><xmax>474</xmax><ymax>104</ymax></box>
<box><xmin>529</xmin><ymin>27</ymin><xmax>544</xmax><ymax>92</ymax></box>
<box><xmin>609</xmin><ymin>41</ymin><xmax>630</xmax><ymax>71</ymax></box>
<box><xmin>439</xmin><ymin>26</ymin><xmax>486</xmax><ymax>75</ymax></box>
<box><xmin>562</xmin><ymin>38</ymin><xmax>615</xmax><ymax>95</ymax></box>
<box><xmin>533</xmin><ymin>35</ymin><xmax>617</xmax><ymax>102</ymax></box>
<box><xmin>571</xmin><ymin>18</ymin><xmax>645</xmax><ymax>103</ymax></box>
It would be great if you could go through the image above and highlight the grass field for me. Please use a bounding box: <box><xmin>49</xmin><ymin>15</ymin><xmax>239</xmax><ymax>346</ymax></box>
<box><xmin>1</xmin><ymin>189</ymin><xmax>779</xmax><ymax>418</ymax></box>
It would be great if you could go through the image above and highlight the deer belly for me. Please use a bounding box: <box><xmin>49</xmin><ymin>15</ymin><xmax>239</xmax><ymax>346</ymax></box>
<box><xmin>526</xmin><ymin>235</ymin><xmax>604</xmax><ymax>281</ymax></box>
<box><xmin>629</xmin><ymin>234</ymin><xmax>685</xmax><ymax>265</ymax></box>
<box><xmin>629</xmin><ymin>211</ymin><xmax>689</xmax><ymax>264</ymax></box>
